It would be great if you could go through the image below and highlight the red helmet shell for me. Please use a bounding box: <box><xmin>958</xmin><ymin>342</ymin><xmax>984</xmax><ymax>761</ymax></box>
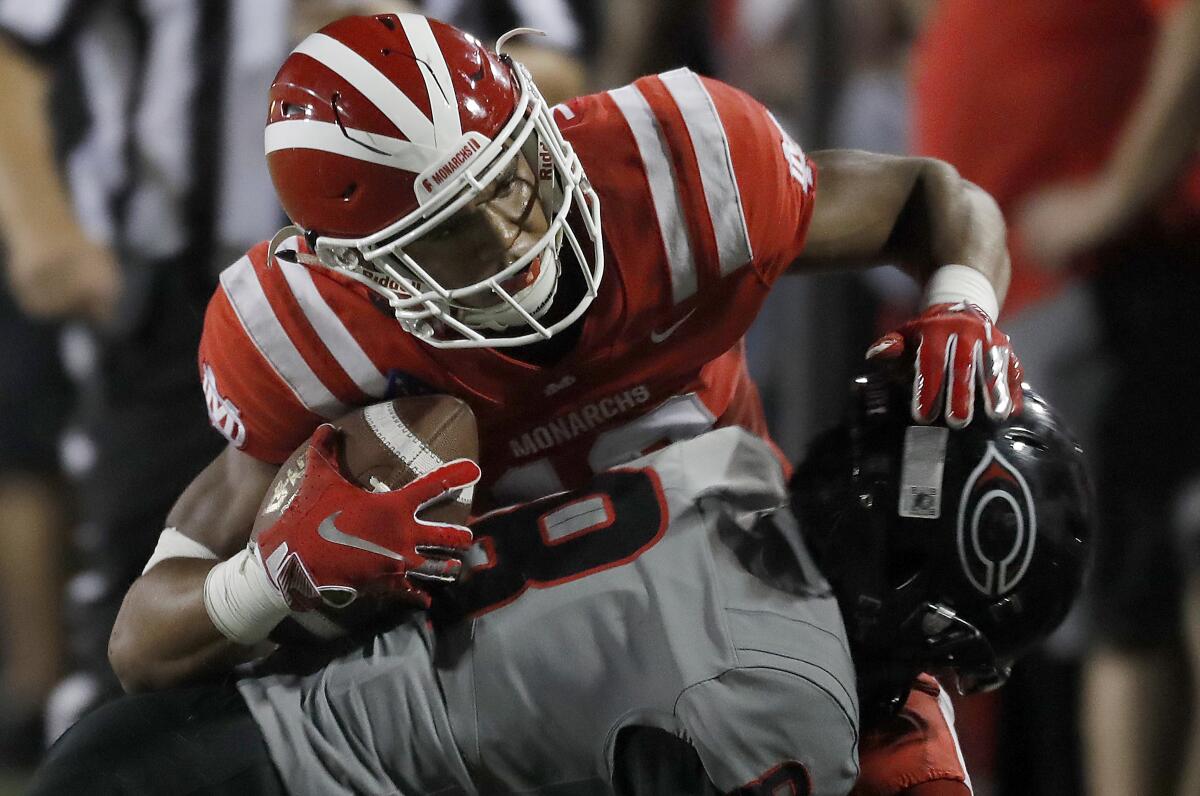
<box><xmin>266</xmin><ymin>14</ymin><xmax>518</xmax><ymax>238</ymax></box>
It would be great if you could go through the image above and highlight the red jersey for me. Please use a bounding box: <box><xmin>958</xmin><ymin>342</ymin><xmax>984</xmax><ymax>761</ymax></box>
<box><xmin>199</xmin><ymin>70</ymin><xmax>816</xmax><ymax>507</ymax></box>
<box><xmin>853</xmin><ymin>675</ymin><xmax>973</xmax><ymax>796</ymax></box>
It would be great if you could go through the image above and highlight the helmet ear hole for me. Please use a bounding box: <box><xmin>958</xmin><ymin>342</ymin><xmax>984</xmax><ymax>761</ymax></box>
<box><xmin>376</xmin><ymin>15</ymin><xmax>397</xmax><ymax>31</ymax></box>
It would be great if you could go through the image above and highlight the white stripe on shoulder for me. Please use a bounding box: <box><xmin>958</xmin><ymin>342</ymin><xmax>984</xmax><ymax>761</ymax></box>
<box><xmin>659</xmin><ymin>69</ymin><xmax>752</xmax><ymax>276</ymax></box>
<box><xmin>936</xmin><ymin>682</ymin><xmax>974</xmax><ymax>794</ymax></box>
<box><xmin>292</xmin><ymin>32</ymin><xmax>436</xmax><ymax>147</ymax></box>
<box><xmin>265</xmin><ymin>120</ymin><xmax>441</xmax><ymax>172</ymax></box>
<box><xmin>275</xmin><ymin>258</ymin><xmax>389</xmax><ymax>399</ymax></box>
<box><xmin>608</xmin><ymin>84</ymin><xmax>697</xmax><ymax>305</ymax></box>
<box><xmin>397</xmin><ymin>14</ymin><xmax>463</xmax><ymax>146</ymax></box>
<box><xmin>219</xmin><ymin>255</ymin><xmax>347</xmax><ymax>419</ymax></box>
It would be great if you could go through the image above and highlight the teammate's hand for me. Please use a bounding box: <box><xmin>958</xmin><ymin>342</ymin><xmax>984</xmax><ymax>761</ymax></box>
<box><xmin>866</xmin><ymin>302</ymin><xmax>1023</xmax><ymax>427</ymax></box>
<box><xmin>253</xmin><ymin>425</ymin><xmax>479</xmax><ymax>611</ymax></box>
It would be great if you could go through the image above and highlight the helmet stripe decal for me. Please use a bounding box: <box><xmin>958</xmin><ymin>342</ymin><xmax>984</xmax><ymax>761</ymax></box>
<box><xmin>293</xmin><ymin>33</ymin><xmax>439</xmax><ymax>148</ymax></box>
<box><xmin>659</xmin><ymin>69</ymin><xmax>753</xmax><ymax>276</ymax></box>
<box><xmin>265</xmin><ymin>119</ymin><xmax>441</xmax><ymax>171</ymax></box>
<box><xmin>398</xmin><ymin>14</ymin><xmax>463</xmax><ymax>145</ymax></box>
<box><xmin>609</xmin><ymin>84</ymin><xmax>698</xmax><ymax>304</ymax></box>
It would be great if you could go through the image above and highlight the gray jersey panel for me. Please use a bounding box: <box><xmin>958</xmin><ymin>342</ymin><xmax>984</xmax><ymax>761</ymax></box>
<box><xmin>676</xmin><ymin>666</ymin><xmax>860</xmax><ymax>794</ymax></box>
<box><xmin>440</xmin><ymin>429</ymin><xmax>858</xmax><ymax>793</ymax></box>
<box><xmin>240</xmin><ymin>428</ymin><xmax>857</xmax><ymax>795</ymax></box>
<box><xmin>239</xmin><ymin>620</ymin><xmax>475</xmax><ymax>796</ymax></box>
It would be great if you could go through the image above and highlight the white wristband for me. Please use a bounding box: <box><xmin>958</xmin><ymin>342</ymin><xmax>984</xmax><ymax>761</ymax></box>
<box><xmin>921</xmin><ymin>264</ymin><xmax>1000</xmax><ymax>321</ymax></box>
<box><xmin>203</xmin><ymin>547</ymin><xmax>290</xmax><ymax>645</ymax></box>
<box><xmin>142</xmin><ymin>527</ymin><xmax>218</xmax><ymax>575</ymax></box>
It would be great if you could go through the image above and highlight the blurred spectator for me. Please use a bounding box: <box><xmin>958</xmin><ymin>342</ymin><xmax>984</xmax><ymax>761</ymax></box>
<box><xmin>596</xmin><ymin>0</ymin><xmax>712</xmax><ymax>91</ymax></box>
<box><xmin>913</xmin><ymin>1</ymin><xmax>1200</xmax><ymax>794</ymax></box>
<box><xmin>0</xmin><ymin>280</ymin><xmax>71</xmax><ymax>769</ymax></box>
<box><xmin>0</xmin><ymin>0</ymin><xmax>293</xmax><ymax>743</ymax></box>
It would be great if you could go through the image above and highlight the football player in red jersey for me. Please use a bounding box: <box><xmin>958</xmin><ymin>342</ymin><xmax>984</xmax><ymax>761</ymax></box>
<box><xmin>108</xmin><ymin>11</ymin><xmax>1019</xmax><ymax>700</ymax></box>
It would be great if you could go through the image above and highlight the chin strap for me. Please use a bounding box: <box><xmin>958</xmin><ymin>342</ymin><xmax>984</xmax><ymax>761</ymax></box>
<box><xmin>456</xmin><ymin>247</ymin><xmax>561</xmax><ymax>331</ymax></box>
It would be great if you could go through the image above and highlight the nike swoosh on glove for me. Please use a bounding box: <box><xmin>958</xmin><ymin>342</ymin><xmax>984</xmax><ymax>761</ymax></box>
<box><xmin>866</xmin><ymin>302</ymin><xmax>1024</xmax><ymax>428</ymax></box>
<box><xmin>254</xmin><ymin>424</ymin><xmax>480</xmax><ymax>611</ymax></box>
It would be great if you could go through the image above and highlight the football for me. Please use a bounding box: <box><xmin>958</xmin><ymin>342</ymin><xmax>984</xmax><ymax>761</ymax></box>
<box><xmin>253</xmin><ymin>394</ymin><xmax>478</xmax><ymax>644</ymax></box>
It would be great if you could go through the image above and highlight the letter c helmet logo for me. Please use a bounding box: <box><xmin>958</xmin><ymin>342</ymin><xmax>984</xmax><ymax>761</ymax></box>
<box><xmin>956</xmin><ymin>442</ymin><xmax>1037</xmax><ymax>596</ymax></box>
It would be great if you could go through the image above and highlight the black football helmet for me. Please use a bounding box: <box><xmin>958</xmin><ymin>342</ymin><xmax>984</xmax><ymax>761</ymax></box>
<box><xmin>792</xmin><ymin>366</ymin><xmax>1093</xmax><ymax>720</ymax></box>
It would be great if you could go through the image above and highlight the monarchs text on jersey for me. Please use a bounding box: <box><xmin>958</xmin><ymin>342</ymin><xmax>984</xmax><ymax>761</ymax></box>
<box><xmin>199</xmin><ymin>69</ymin><xmax>817</xmax><ymax>507</ymax></box>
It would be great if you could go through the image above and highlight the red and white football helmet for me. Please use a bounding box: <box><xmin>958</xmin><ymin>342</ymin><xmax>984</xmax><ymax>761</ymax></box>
<box><xmin>265</xmin><ymin>14</ymin><xmax>603</xmax><ymax>348</ymax></box>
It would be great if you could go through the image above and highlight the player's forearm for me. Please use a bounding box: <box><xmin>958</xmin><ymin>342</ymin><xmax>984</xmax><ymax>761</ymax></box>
<box><xmin>108</xmin><ymin>559</ymin><xmax>266</xmax><ymax>693</ymax></box>
<box><xmin>1100</xmin><ymin>0</ymin><xmax>1200</xmax><ymax>226</ymax></box>
<box><xmin>895</xmin><ymin>158</ymin><xmax>1011</xmax><ymax>309</ymax></box>
<box><xmin>799</xmin><ymin>151</ymin><xmax>1010</xmax><ymax>310</ymax></box>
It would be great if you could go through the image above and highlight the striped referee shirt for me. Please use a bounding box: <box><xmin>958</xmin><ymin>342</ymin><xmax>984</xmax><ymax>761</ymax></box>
<box><xmin>0</xmin><ymin>0</ymin><xmax>288</xmax><ymax>289</ymax></box>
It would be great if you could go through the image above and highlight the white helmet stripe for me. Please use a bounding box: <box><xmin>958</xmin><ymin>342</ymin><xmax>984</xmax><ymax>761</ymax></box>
<box><xmin>293</xmin><ymin>32</ymin><xmax>437</xmax><ymax>148</ymax></box>
<box><xmin>398</xmin><ymin>14</ymin><xmax>463</xmax><ymax>146</ymax></box>
<box><xmin>265</xmin><ymin>119</ymin><xmax>441</xmax><ymax>172</ymax></box>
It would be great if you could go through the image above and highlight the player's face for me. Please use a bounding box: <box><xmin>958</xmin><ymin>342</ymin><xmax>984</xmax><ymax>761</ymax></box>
<box><xmin>406</xmin><ymin>152</ymin><xmax>550</xmax><ymax>309</ymax></box>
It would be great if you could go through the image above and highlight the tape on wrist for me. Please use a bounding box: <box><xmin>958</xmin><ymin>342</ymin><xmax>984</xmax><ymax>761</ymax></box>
<box><xmin>922</xmin><ymin>264</ymin><xmax>1000</xmax><ymax>321</ymax></box>
<box><xmin>142</xmin><ymin>527</ymin><xmax>218</xmax><ymax>575</ymax></box>
<box><xmin>203</xmin><ymin>547</ymin><xmax>291</xmax><ymax>645</ymax></box>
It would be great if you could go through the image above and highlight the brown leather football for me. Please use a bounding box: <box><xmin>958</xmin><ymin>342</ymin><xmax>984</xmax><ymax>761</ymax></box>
<box><xmin>253</xmin><ymin>395</ymin><xmax>478</xmax><ymax>643</ymax></box>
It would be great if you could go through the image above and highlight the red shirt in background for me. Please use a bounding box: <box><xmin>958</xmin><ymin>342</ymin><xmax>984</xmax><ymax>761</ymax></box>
<box><xmin>913</xmin><ymin>0</ymin><xmax>1198</xmax><ymax>318</ymax></box>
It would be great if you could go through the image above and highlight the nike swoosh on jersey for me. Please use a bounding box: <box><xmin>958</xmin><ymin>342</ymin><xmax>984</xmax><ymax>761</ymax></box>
<box><xmin>650</xmin><ymin>308</ymin><xmax>697</xmax><ymax>343</ymax></box>
<box><xmin>317</xmin><ymin>512</ymin><xmax>405</xmax><ymax>561</ymax></box>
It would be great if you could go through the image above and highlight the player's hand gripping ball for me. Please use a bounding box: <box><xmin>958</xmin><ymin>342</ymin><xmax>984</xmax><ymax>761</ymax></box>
<box><xmin>867</xmin><ymin>301</ymin><xmax>1024</xmax><ymax>427</ymax></box>
<box><xmin>251</xmin><ymin>396</ymin><xmax>480</xmax><ymax>640</ymax></box>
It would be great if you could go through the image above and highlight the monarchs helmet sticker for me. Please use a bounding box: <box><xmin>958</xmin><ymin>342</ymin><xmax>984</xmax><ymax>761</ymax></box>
<box><xmin>956</xmin><ymin>442</ymin><xmax>1037</xmax><ymax>596</ymax></box>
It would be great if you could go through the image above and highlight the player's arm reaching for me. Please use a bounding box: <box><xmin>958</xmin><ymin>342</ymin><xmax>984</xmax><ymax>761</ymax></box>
<box><xmin>108</xmin><ymin>431</ymin><xmax>478</xmax><ymax>693</ymax></box>
<box><xmin>797</xmin><ymin>149</ymin><xmax>1021</xmax><ymax>428</ymax></box>
<box><xmin>797</xmin><ymin>150</ymin><xmax>1009</xmax><ymax>298</ymax></box>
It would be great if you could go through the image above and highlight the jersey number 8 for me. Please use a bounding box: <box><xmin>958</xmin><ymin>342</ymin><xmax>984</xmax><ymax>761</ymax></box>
<box><xmin>436</xmin><ymin>469</ymin><xmax>668</xmax><ymax>621</ymax></box>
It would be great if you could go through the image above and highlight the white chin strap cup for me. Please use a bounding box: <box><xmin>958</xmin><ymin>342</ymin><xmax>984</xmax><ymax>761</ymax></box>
<box><xmin>456</xmin><ymin>249</ymin><xmax>560</xmax><ymax>332</ymax></box>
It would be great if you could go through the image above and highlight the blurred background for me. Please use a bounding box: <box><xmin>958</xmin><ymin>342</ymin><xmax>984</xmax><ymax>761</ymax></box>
<box><xmin>0</xmin><ymin>0</ymin><xmax>1197</xmax><ymax>794</ymax></box>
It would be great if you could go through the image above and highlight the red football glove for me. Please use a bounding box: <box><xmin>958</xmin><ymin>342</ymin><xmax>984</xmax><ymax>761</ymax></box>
<box><xmin>253</xmin><ymin>424</ymin><xmax>480</xmax><ymax>611</ymax></box>
<box><xmin>866</xmin><ymin>302</ymin><xmax>1024</xmax><ymax>427</ymax></box>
